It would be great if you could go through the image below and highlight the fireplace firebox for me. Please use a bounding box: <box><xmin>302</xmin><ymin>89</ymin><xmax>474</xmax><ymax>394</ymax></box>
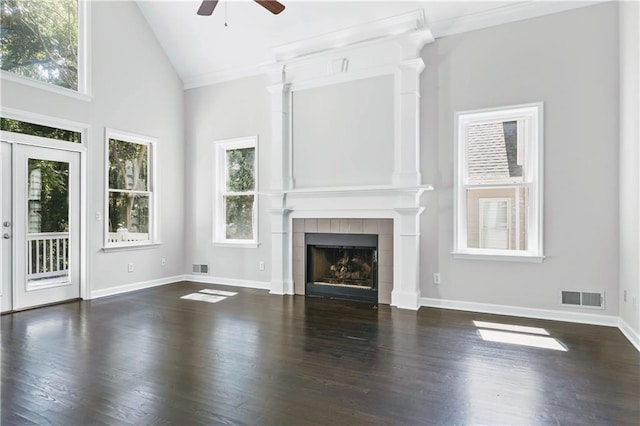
<box><xmin>305</xmin><ymin>233</ymin><xmax>378</xmax><ymax>303</ymax></box>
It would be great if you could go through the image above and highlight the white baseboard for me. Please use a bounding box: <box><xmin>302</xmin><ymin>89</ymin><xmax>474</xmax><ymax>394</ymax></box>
<box><xmin>90</xmin><ymin>275</ymin><xmax>185</xmax><ymax>299</ymax></box>
<box><xmin>183</xmin><ymin>274</ymin><xmax>271</xmax><ymax>291</ymax></box>
<box><xmin>419</xmin><ymin>297</ymin><xmax>620</xmax><ymax>327</ymax></box>
<box><xmin>618</xmin><ymin>318</ymin><xmax>640</xmax><ymax>352</ymax></box>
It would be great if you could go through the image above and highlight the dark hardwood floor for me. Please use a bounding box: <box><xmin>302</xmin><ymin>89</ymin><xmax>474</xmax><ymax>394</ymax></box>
<box><xmin>2</xmin><ymin>281</ymin><xmax>639</xmax><ymax>425</ymax></box>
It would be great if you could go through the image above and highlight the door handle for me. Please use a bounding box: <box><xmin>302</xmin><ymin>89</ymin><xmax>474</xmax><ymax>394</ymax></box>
<box><xmin>2</xmin><ymin>233</ymin><xmax>10</xmax><ymax>239</ymax></box>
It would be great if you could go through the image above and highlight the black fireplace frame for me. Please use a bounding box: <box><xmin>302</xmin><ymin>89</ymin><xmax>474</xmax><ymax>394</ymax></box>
<box><xmin>305</xmin><ymin>233</ymin><xmax>378</xmax><ymax>303</ymax></box>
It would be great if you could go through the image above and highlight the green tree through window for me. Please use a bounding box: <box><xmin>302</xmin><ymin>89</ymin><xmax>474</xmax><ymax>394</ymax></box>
<box><xmin>0</xmin><ymin>0</ymin><xmax>78</xmax><ymax>90</ymax></box>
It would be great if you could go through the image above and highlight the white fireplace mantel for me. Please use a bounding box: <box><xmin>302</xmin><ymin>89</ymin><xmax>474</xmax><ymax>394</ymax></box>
<box><xmin>266</xmin><ymin>12</ymin><xmax>433</xmax><ymax>310</ymax></box>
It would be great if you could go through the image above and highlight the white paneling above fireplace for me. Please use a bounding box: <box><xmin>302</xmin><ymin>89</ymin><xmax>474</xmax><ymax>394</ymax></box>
<box><xmin>292</xmin><ymin>75</ymin><xmax>394</xmax><ymax>188</ymax></box>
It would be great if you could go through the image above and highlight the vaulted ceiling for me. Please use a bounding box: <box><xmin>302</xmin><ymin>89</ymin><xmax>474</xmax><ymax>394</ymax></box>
<box><xmin>135</xmin><ymin>0</ymin><xmax>602</xmax><ymax>88</ymax></box>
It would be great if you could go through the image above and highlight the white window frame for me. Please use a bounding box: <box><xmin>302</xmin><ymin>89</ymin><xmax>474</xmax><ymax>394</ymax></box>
<box><xmin>0</xmin><ymin>0</ymin><xmax>91</xmax><ymax>100</ymax></box>
<box><xmin>453</xmin><ymin>103</ymin><xmax>544</xmax><ymax>262</ymax></box>
<box><xmin>213</xmin><ymin>136</ymin><xmax>258</xmax><ymax>248</ymax></box>
<box><xmin>103</xmin><ymin>128</ymin><xmax>158</xmax><ymax>251</ymax></box>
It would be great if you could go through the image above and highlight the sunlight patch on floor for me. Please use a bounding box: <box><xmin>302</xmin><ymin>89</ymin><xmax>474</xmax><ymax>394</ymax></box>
<box><xmin>473</xmin><ymin>320</ymin><xmax>549</xmax><ymax>336</ymax></box>
<box><xmin>180</xmin><ymin>288</ymin><xmax>238</xmax><ymax>304</ymax></box>
<box><xmin>474</xmin><ymin>321</ymin><xmax>568</xmax><ymax>352</ymax></box>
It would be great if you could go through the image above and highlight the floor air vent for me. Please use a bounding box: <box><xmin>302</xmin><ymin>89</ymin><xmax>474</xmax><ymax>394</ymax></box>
<box><xmin>561</xmin><ymin>291</ymin><xmax>604</xmax><ymax>309</ymax></box>
<box><xmin>192</xmin><ymin>264</ymin><xmax>209</xmax><ymax>274</ymax></box>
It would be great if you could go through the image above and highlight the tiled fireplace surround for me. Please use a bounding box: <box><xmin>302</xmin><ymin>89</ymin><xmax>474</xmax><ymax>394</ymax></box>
<box><xmin>268</xmin><ymin>186</ymin><xmax>430</xmax><ymax>310</ymax></box>
<box><xmin>292</xmin><ymin>218</ymin><xmax>394</xmax><ymax>304</ymax></box>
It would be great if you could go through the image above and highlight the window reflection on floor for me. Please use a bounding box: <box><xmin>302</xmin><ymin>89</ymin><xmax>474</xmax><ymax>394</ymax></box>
<box><xmin>474</xmin><ymin>320</ymin><xmax>568</xmax><ymax>351</ymax></box>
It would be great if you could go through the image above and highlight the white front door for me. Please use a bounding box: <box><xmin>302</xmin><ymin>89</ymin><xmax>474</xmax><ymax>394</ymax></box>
<box><xmin>9</xmin><ymin>144</ymin><xmax>80</xmax><ymax>311</ymax></box>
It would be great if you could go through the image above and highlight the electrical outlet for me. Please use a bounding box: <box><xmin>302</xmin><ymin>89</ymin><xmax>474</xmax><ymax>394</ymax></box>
<box><xmin>259</xmin><ymin>261</ymin><xmax>265</xmax><ymax>271</ymax></box>
<box><xmin>433</xmin><ymin>273</ymin><xmax>441</xmax><ymax>285</ymax></box>
<box><xmin>128</xmin><ymin>262</ymin><xmax>134</xmax><ymax>273</ymax></box>
<box><xmin>161</xmin><ymin>258</ymin><xmax>166</xmax><ymax>267</ymax></box>
<box><xmin>95</xmin><ymin>211</ymin><xmax>101</xmax><ymax>221</ymax></box>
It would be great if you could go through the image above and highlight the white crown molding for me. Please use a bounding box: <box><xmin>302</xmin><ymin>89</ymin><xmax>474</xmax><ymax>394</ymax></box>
<box><xmin>429</xmin><ymin>0</ymin><xmax>608</xmax><ymax>39</ymax></box>
<box><xmin>183</xmin><ymin>65</ymin><xmax>267</xmax><ymax>90</ymax></box>
<box><xmin>273</xmin><ymin>9</ymin><xmax>428</xmax><ymax>62</ymax></box>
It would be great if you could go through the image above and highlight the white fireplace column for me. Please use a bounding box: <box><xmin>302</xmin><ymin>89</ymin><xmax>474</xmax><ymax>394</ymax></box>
<box><xmin>267</xmin><ymin>77</ymin><xmax>294</xmax><ymax>295</ymax></box>
<box><xmin>391</xmin><ymin>207</ymin><xmax>425</xmax><ymax>310</ymax></box>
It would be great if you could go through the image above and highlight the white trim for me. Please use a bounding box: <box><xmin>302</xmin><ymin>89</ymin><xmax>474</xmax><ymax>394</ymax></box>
<box><xmin>429</xmin><ymin>1</ymin><xmax>607</xmax><ymax>39</ymax></box>
<box><xmin>184</xmin><ymin>65</ymin><xmax>265</xmax><ymax>90</ymax></box>
<box><xmin>211</xmin><ymin>242</ymin><xmax>259</xmax><ymax>249</ymax></box>
<box><xmin>0</xmin><ymin>106</ymin><xmax>91</xmax><ymax>137</ymax></box>
<box><xmin>618</xmin><ymin>318</ymin><xmax>640</xmax><ymax>352</ymax></box>
<box><xmin>452</xmin><ymin>252</ymin><xmax>545</xmax><ymax>263</ymax></box>
<box><xmin>0</xmin><ymin>110</ymin><xmax>90</xmax><ymax>308</ymax></box>
<box><xmin>104</xmin><ymin>128</ymin><xmax>158</xmax><ymax>249</ymax></box>
<box><xmin>454</xmin><ymin>102</ymin><xmax>543</xmax><ymax>259</ymax></box>
<box><xmin>78</xmin><ymin>0</ymin><xmax>91</xmax><ymax>96</ymax></box>
<box><xmin>419</xmin><ymin>297</ymin><xmax>619</xmax><ymax>327</ymax></box>
<box><xmin>183</xmin><ymin>275</ymin><xmax>270</xmax><ymax>291</ymax></box>
<box><xmin>102</xmin><ymin>242</ymin><xmax>162</xmax><ymax>253</ymax></box>
<box><xmin>213</xmin><ymin>136</ymin><xmax>259</xmax><ymax>245</ymax></box>
<box><xmin>89</xmin><ymin>275</ymin><xmax>184</xmax><ymax>300</ymax></box>
<box><xmin>0</xmin><ymin>71</ymin><xmax>92</xmax><ymax>102</ymax></box>
<box><xmin>272</xmin><ymin>9</ymin><xmax>428</xmax><ymax>61</ymax></box>
<box><xmin>1</xmin><ymin>0</ymin><xmax>90</xmax><ymax>98</ymax></box>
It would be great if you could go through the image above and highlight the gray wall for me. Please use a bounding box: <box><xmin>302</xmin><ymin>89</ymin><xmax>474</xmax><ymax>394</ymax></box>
<box><xmin>1</xmin><ymin>1</ymin><xmax>185</xmax><ymax>293</ymax></box>
<box><xmin>184</xmin><ymin>3</ymin><xmax>622</xmax><ymax>318</ymax></box>
<box><xmin>184</xmin><ymin>75</ymin><xmax>272</xmax><ymax>284</ymax></box>
<box><xmin>420</xmin><ymin>2</ymin><xmax>620</xmax><ymax>315</ymax></box>
<box><xmin>619</xmin><ymin>0</ymin><xmax>640</xmax><ymax>333</ymax></box>
<box><xmin>292</xmin><ymin>75</ymin><xmax>394</xmax><ymax>188</ymax></box>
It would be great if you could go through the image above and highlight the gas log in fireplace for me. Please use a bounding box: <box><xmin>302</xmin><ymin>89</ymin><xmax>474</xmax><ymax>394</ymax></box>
<box><xmin>305</xmin><ymin>233</ymin><xmax>378</xmax><ymax>303</ymax></box>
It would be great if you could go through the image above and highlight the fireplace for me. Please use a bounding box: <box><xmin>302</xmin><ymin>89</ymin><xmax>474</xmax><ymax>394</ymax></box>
<box><xmin>305</xmin><ymin>233</ymin><xmax>378</xmax><ymax>303</ymax></box>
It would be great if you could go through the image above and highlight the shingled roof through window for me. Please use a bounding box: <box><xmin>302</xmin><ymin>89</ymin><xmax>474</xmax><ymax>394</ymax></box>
<box><xmin>467</xmin><ymin>121</ymin><xmax>521</xmax><ymax>184</ymax></box>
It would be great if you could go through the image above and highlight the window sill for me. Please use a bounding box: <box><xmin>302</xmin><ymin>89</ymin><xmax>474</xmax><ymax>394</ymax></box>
<box><xmin>452</xmin><ymin>252</ymin><xmax>545</xmax><ymax>263</ymax></box>
<box><xmin>1</xmin><ymin>71</ymin><xmax>92</xmax><ymax>102</ymax></box>
<box><xmin>103</xmin><ymin>242</ymin><xmax>162</xmax><ymax>253</ymax></box>
<box><xmin>211</xmin><ymin>241</ymin><xmax>260</xmax><ymax>249</ymax></box>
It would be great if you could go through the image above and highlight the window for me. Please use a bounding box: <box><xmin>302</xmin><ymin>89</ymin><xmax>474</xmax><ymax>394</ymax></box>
<box><xmin>214</xmin><ymin>136</ymin><xmax>258</xmax><ymax>246</ymax></box>
<box><xmin>0</xmin><ymin>0</ymin><xmax>86</xmax><ymax>92</ymax></box>
<box><xmin>454</xmin><ymin>104</ymin><xmax>543</xmax><ymax>260</ymax></box>
<box><xmin>1</xmin><ymin>117</ymin><xmax>81</xmax><ymax>142</ymax></box>
<box><xmin>105</xmin><ymin>129</ymin><xmax>156</xmax><ymax>248</ymax></box>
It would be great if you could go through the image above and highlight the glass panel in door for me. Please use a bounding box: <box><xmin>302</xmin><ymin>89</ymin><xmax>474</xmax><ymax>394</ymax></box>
<box><xmin>14</xmin><ymin>145</ymin><xmax>79</xmax><ymax>310</ymax></box>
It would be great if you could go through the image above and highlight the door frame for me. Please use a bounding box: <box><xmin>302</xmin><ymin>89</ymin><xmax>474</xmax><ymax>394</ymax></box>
<box><xmin>0</xmin><ymin>107</ymin><xmax>90</xmax><ymax>309</ymax></box>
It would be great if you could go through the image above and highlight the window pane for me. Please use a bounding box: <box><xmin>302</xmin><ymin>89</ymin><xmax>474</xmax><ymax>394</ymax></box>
<box><xmin>226</xmin><ymin>147</ymin><xmax>255</xmax><ymax>192</ymax></box>
<box><xmin>466</xmin><ymin>187</ymin><xmax>528</xmax><ymax>250</ymax></box>
<box><xmin>225</xmin><ymin>194</ymin><xmax>254</xmax><ymax>240</ymax></box>
<box><xmin>1</xmin><ymin>117</ymin><xmax>81</xmax><ymax>142</ymax></box>
<box><xmin>0</xmin><ymin>0</ymin><xmax>78</xmax><ymax>90</ymax></box>
<box><xmin>108</xmin><ymin>192</ymin><xmax>150</xmax><ymax>241</ymax></box>
<box><xmin>466</xmin><ymin>120</ymin><xmax>523</xmax><ymax>184</ymax></box>
<box><xmin>27</xmin><ymin>159</ymin><xmax>68</xmax><ymax>233</ymax></box>
<box><xmin>108</xmin><ymin>139</ymin><xmax>148</xmax><ymax>191</ymax></box>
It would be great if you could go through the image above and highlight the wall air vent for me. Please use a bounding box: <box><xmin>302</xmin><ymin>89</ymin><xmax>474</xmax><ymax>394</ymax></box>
<box><xmin>561</xmin><ymin>291</ymin><xmax>604</xmax><ymax>309</ymax></box>
<box><xmin>192</xmin><ymin>264</ymin><xmax>209</xmax><ymax>274</ymax></box>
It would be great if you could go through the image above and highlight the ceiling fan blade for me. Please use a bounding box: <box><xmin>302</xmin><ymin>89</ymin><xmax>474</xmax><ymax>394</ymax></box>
<box><xmin>197</xmin><ymin>0</ymin><xmax>218</xmax><ymax>16</ymax></box>
<box><xmin>254</xmin><ymin>0</ymin><xmax>285</xmax><ymax>15</ymax></box>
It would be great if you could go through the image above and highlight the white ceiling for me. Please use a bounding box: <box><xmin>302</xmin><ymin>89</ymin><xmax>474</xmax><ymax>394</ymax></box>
<box><xmin>134</xmin><ymin>0</ymin><xmax>599</xmax><ymax>88</ymax></box>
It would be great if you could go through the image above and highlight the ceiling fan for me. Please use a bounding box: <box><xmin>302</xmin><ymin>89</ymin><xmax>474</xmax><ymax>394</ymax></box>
<box><xmin>197</xmin><ymin>0</ymin><xmax>286</xmax><ymax>16</ymax></box>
